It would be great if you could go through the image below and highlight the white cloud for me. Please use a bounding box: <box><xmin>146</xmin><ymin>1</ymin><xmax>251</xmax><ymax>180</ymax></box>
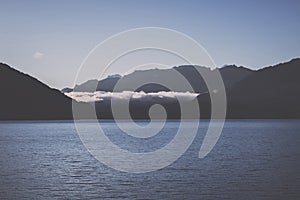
<box><xmin>33</xmin><ymin>52</ymin><xmax>44</xmax><ymax>59</ymax></box>
<box><xmin>64</xmin><ymin>91</ymin><xmax>199</xmax><ymax>103</ymax></box>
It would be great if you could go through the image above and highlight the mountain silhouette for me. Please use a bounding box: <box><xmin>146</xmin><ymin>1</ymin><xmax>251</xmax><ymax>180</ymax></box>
<box><xmin>68</xmin><ymin>65</ymin><xmax>253</xmax><ymax>93</ymax></box>
<box><xmin>197</xmin><ymin>58</ymin><xmax>300</xmax><ymax>118</ymax></box>
<box><xmin>1</xmin><ymin>58</ymin><xmax>299</xmax><ymax>120</ymax></box>
<box><xmin>226</xmin><ymin>58</ymin><xmax>300</xmax><ymax>118</ymax></box>
<box><xmin>0</xmin><ymin>63</ymin><xmax>92</xmax><ymax>120</ymax></box>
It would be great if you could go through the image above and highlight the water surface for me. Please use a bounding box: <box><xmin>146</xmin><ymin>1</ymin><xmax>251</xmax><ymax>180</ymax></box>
<box><xmin>0</xmin><ymin>120</ymin><xmax>299</xmax><ymax>199</ymax></box>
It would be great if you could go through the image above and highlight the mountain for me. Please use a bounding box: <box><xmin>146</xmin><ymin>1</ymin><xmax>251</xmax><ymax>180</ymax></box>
<box><xmin>226</xmin><ymin>58</ymin><xmax>300</xmax><ymax>118</ymax></box>
<box><xmin>197</xmin><ymin>58</ymin><xmax>300</xmax><ymax>118</ymax></box>
<box><xmin>65</xmin><ymin>65</ymin><xmax>253</xmax><ymax>93</ymax></box>
<box><xmin>0</xmin><ymin>63</ymin><xmax>91</xmax><ymax>120</ymax></box>
<box><xmin>1</xmin><ymin>58</ymin><xmax>300</xmax><ymax>120</ymax></box>
<box><xmin>66</xmin><ymin>75</ymin><xmax>122</xmax><ymax>93</ymax></box>
<box><xmin>61</xmin><ymin>87</ymin><xmax>74</xmax><ymax>93</ymax></box>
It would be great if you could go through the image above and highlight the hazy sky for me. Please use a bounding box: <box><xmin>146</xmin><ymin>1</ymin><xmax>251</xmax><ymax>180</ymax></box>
<box><xmin>0</xmin><ymin>0</ymin><xmax>299</xmax><ymax>88</ymax></box>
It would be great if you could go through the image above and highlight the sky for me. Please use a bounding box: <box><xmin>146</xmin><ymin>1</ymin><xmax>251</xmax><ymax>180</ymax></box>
<box><xmin>0</xmin><ymin>0</ymin><xmax>299</xmax><ymax>89</ymax></box>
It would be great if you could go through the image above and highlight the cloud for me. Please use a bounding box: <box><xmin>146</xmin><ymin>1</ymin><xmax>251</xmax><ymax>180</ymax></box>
<box><xmin>33</xmin><ymin>52</ymin><xmax>44</xmax><ymax>59</ymax></box>
<box><xmin>64</xmin><ymin>91</ymin><xmax>199</xmax><ymax>103</ymax></box>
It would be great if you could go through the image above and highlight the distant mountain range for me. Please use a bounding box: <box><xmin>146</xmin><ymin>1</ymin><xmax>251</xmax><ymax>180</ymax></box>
<box><xmin>64</xmin><ymin>64</ymin><xmax>253</xmax><ymax>93</ymax></box>
<box><xmin>1</xmin><ymin>58</ymin><xmax>300</xmax><ymax>120</ymax></box>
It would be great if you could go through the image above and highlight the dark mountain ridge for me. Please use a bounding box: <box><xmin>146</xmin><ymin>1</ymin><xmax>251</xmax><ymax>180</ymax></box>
<box><xmin>226</xmin><ymin>58</ymin><xmax>300</xmax><ymax>118</ymax></box>
<box><xmin>1</xmin><ymin>58</ymin><xmax>300</xmax><ymax>120</ymax></box>
<box><xmin>68</xmin><ymin>64</ymin><xmax>253</xmax><ymax>93</ymax></box>
<box><xmin>0</xmin><ymin>63</ymin><xmax>92</xmax><ymax>120</ymax></box>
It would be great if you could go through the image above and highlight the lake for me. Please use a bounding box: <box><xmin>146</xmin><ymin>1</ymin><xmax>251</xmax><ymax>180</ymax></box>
<box><xmin>0</xmin><ymin>120</ymin><xmax>299</xmax><ymax>199</ymax></box>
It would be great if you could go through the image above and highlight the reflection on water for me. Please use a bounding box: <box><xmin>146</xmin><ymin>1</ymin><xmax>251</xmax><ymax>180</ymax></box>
<box><xmin>0</xmin><ymin>120</ymin><xmax>299</xmax><ymax>199</ymax></box>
